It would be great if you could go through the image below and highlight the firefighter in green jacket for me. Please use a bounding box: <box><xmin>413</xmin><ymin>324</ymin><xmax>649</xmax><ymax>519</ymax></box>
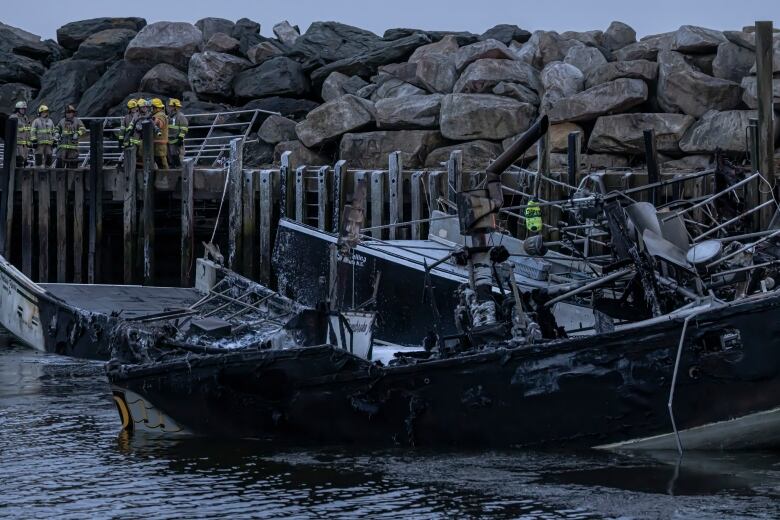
<box><xmin>30</xmin><ymin>104</ymin><xmax>56</xmax><ymax>167</ymax></box>
<box><xmin>118</xmin><ymin>99</ymin><xmax>140</xmax><ymax>149</ymax></box>
<box><xmin>9</xmin><ymin>101</ymin><xmax>31</xmax><ymax>167</ymax></box>
<box><xmin>167</xmin><ymin>98</ymin><xmax>188</xmax><ymax>168</ymax></box>
<box><xmin>55</xmin><ymin>105</ymin><xmax>87</xmax><ymax>168</ymax></box>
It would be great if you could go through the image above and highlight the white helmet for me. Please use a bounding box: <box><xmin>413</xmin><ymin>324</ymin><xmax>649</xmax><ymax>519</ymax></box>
<box><xmin>15</xmin><ymin>101</ymin><xmax>27</xmax><ymax>110</ymax></box>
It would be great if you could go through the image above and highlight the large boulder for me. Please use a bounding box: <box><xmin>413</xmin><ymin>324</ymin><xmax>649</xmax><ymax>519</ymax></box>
<box><xmin>310</xmin><ymin>33</ymin><xmax>431</xmax><ymax>83</ymax></box>
<box><xmin>740</xmin><ymin>76</ymin><xmax>780</xmax><ymax>109</ymax></box>
<box><xmin>289</xmin><ymin>22</ymin><xmax>382</xmax><ymax>66</ymax></box>
<box><xmin>0</xmin><ymin>21</ymin><xmax>52</xmax><ymax>60</ymax></box>
<box><xmin>31</xmin><ymin>59</ymin><xmax>105</xmax><ymax>116</ymax></box>
<box><xmin>243</xmin><ymin>135</ymin><xmax>275</xmax><ymax>167</ymax></box>
<box><xmin>540</xmin><ymin>62</ymin><xmax>584</xmax><ymax>111</ymax></box>
<box><xmin>247</xmin><ymin>42</ymin><xmax>284</xmax><ymax>65</ymax></box>
<box><xmin>454</xmin><ymin>39</ymin><xmax>515</xmax><ymax>72</ymax></box>
<box><xmin>375</xmin><ymin>94</ymin><xmax>443</xmax><ymax>129</ymax></box>
<box><xmin>426</xmin><ymin>140</ymin><xmax>503</xmax><ymax>169</ymax></box>
<box><xmin>0</xmin><ymin>51</ymin><xmax>45</xmax><ymax>87</ymax></box>
<box><xmin>232</xmin><ymin>18</ymin><xmax>264</xmax><ymax>55</ymax></box>
<box><xmin>514</xmin><ymin>30</ymin><xmax>583</xmax><ymax>69</ymax></box>
<box><xmin>547</xmin><ymin>78</ymin><xmax>648</xmax><ymax>123</ymax></box>
<box><xmin>657</xmin><ymin>50</ymin><xmax>742</xmax><ymax>117</ymax></box>
<box><xmin>73</xmin><ymin>28</ymin><xmax>138</xmax><ymax>62</ymax></box>
<box><xmin>233</xmin><ymin>57</ymin><xmax>309</xmax><ymax>99</ymax></box>
<box><xmin>57</xmin><ymin>17</ymin><xmax>146</xmax><ymax>51</ymax></box>
<box><xmin>77</xmin><ymin>60</ymin><xmax>153</xmax><ymax>117</ymax></box>
<box><xmin>321</xmin><ymin>72</ymin><xmax>369</xmax><ymax>102</ymax></box>
<box><xmin>454</xmin><ymin>58</ymin><xmax>542</xmax><ymax>94</ymax></box>
<box><xmin>377</xmin><ymin>62</ymin><xmax>423</xmax><ymax>87</ymax></box>
<box><xmin>492</xmin><ymin>81</ymin><xmax>540</xmax><ymax>105</ymax></box>
<box><xmin>680</xmin><ymin>110</ymin><xmax>756</xmax><ymax>153</ymax></box>
<box><xmin>586</xmin><ymin>59</ymin><xmax>658</xmax><ymax>88</ymax></box>
<box><xmin>273</xmin><ymin>21</ymin><xmax>301</xmax><ymax>46</ymax></box>
<box><xmin>242</xmin><ymin>97</ymin><xmax>320</xmax><ymax>125</ymax></box>
<box><xmin>440</xmin><ymin>93</ymin><xmax>536</xmax><ymax>140</ymax></box>
<box><xmin>189</xmin><ymin>51</ymin><xmax>251</xmax><ymax>98</ymax></box>
<box><xmin>480</xmin><ymin>24</ymin><xmax>531</xmax><ymax>45</ymax></box>
<box><xmin>712</xmin><ymin>42</ymin><xmax>754</xmax><ymax>83</ymax></box>
<box><xmin>204</xmin><ymin>33</ymin><xmax>241</xmax><ymax>55</ymax></box>
<box><xmin>603</xmin><ymin>21</ymin><xmax>636</xmax><ymax>51</ymax></box>
<box><xmin>383</xmin><ymin>28</ymin><xmax>478</xmax><ymax>46</ymax></box>
<box><xmin>124</xmin><ymin>22</ymin><xmax>202</xmax><ymax>70</ymax></box>
<box><xmin>672</xmin><ymin>25</ymin><xmax>726</xmax><ymax>54</ymax></box>
<box><xmin>295</xmin><ymin>95</ymin><xmax>376</xmax><ymax>148</ymax></box>
<box><xmin>588</xmin><ymin>113</ymin><xmax>696</xmax><ymax>154</ymax></box>
<box><xmin>504</xmin><ymin>122</ymin><xmax>584</xmax><ymax>159</ymax></box>
<box><xmin>339</xmin><ymin>130</ymin><xmax>446</xmax><ymax>168</ymax></box>
<box><xmin>371</xmin><ymin>77</ymin><xmax>427</xmax><ymax>100</ymax></box>
<box><xmin>258</xmin><ymin>115</ymin><xmax>298</xmax><ymax>144</ymax></box>
<box><xmin>139</xmin><ymin>64</ymin><xmax>189</xmax><ymax>97</ymax></box>
<box><xmin>561</xmin><ymin>30</ymin><xmax>605</xmax><ymax>48</ymax></box>
<box><xmin>614</xmin><ymin>32</ymin><xmax>674</xmax><ymax>61</ymax></box>
<box><xmin>408</xmin><ymin>35</ymin><xmax>459</xmax><ymax>94</ymax></box>
<box><xmin>274</xmin><ymin>140</ymin><xmax>331</xmax><ymax>168</ymax></box>
<box><xmin>409</xmin><ymin>35</ymin><xmax>459</xmax><ymax>61</ymax></box>
<box><xmin>0</xmin><ymin>83</ymin><xmax>38</xmax><ymax>116</ymax></box>
<box><xmin>564</xmin><ymin>46</ymin><xmax>607</xmax><ymax>78</ymax></box>
<box><xmin>195</xmin><ymin>18</ymin><xmax>235</xmax><ymax>42</ymax></box>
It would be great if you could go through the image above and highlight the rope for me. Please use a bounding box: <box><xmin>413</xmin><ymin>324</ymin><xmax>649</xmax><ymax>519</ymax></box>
<box><xmin>209</xmin><ymin>164</ymin><xmax>231</xmax><ymax>245</ymax></box>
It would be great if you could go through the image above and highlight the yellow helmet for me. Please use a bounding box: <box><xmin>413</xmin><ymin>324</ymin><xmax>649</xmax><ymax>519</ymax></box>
<box><xmin>127</xmin><ymin>99</ymin><xmax>138</xmax><ymax>109</ymax></box>
<box><xmin>151</xmin><ymin>98</ymin><xmax>164</xmax><ymax>109</ymax></box>
<box><xmin>168</xmin><ymin>98</ymin><xmax>182</xmax><ymax>108</ymax></box>
<box><xmin>137</xmin><ymin>98</ymin><xmax>148</xmax><ymax>108</ymax></box>
<box><xmin>38</xmin><ymin>104</ymin><xmax>49</xmax><ymax>113</ymax></box>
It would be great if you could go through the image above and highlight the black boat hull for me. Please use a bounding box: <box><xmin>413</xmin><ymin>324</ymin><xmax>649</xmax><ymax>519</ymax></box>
<box><xmin>109</xmin><ymin>294</ymin><xmax>780</xmax><ymax>450</ymax></box>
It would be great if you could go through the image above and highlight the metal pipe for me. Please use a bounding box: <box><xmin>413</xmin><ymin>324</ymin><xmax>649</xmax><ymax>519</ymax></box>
<box><xmin>543</xmin><ymin>268</ymin><xmax>633</xmax><ymax>308</ymax></box>
<box><xmin>660</xmin><ymin>173</ymin><xmax>760</xmax><ymax>222</ymax></box>
<box><xmin>706</xmin><ymin>228</ymin><xmax>780</xmax><ymax>269</ymax></box>
<box><xmin>693</xmin><ymin>199</ymin><xmax>775</xmax><ymax>242</ymax></box>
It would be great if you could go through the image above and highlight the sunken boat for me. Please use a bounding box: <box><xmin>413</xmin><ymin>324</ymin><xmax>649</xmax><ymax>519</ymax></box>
<box><xmin>107</xmin><ymin>117</ymin><xmax>780</xmax><ymax>451</ymax></box>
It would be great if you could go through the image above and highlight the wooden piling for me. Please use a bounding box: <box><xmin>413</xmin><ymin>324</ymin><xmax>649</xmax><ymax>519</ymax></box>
<box><xmin>748</xmin><ymin>118</ymin><xmax>760</xmax><ymax>231</ymax></box>
<box><xmin>0</xmin><ymin>118</ymin><xmax>18</xmax><ymax>257</ymax></box>
<box><xmin>142</xmin><ymin>121</ymin><xmax>154</xmax><ymax>285</ymax></box>
<box><xmin>410</xmin><ymin>171</ymin><xmax>424</xmax><ymax>240</ymax></box>
<box><xmin>294</xmin><ymin>165</ymin><xmax>306</xmax><ymax>223</ymax></box>
<box><xmin>241</xmin><ymin>168</ymin><xmax>256</xmax><ymax>277</ymax></box>
<box><xmin>567</xmin><ymin>132</ymin><xmax>581</xmax><ymax>188</ymax></box>
<box><xmin>258</xmin><ymin>169</ymin><xmax>273</xmax><ymax>284</ymax></box>
<box><xmin>180</xmin><ymin>159</ymin><xmax>194</xmax><ymax>287</ymax></box>
<box><xmin>37</xmin><ymin>169</ymin><xmax>50</xmax><ymax>282</ymax></box>
<box><xmin>88</xmin><ymin>119</ymin><xmax>104</xmax><ymax>284</ymax></box>
<box><xmin>56</xmin><ymin>169</ymin><xmax>67</xmax><ymax>282</ymax></box>
<box><xmin>643</xmin><ymin>129</ymin><xmax>660</xmax><ymax>205</ymax></box>
<box><xmin>73</xmin><ymin>171</ymin><xmax>84</xmax><ymax>283</ymax></box>
<box><xmin>123</xmin><ymin>148</ymin><xmax>137</xmax><ymax>284</ymax></box>
<box><xmin>279</xmin><ymin>151</ymin><xmax>293</xmax><ymax>219</ymax></box>
<box><xmin>227</xmin><ymin>137</ymin><xmax>244</xmax><ymax>271</ymax></box>
<box><xmin>371</xmin><ymin>170</ymin><xmax>385</xmax><ymax>239</ymax></box>
<box><xmin>332</xmin><ymin>160</ymin><xmax>346</xmax><ymax>232</ymax></box>
<box><xmin>20</xmin><ymin>169</ymin><xmax>32</xmax><ymax>277</ymax></box>
<box><xmin>428</xmin><ymin>170</ymin><xmax>444</xmax><ymax>214</ymax></box>
<box><xmin>316</xmin><ymin>166</ymin><xmax>330</xmax><ymax>231</ymax></box>
<box><xmin>389</xmin><ymin>152</ymin><xmax>403</xmax><ymax>240</ymax></box>
<box><xmin>755</xmin><ymin>21</ymin><xmax>775</xmax><ymax>229</ymax></box>
<box><xmin>447</xmin><ymin>150</ymin><xmax>462</xmax><ymax>212</ymax></box>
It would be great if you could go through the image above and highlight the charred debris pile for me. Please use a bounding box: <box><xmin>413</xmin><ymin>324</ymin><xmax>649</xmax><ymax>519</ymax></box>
<box><xmin>1</xmin><ymin>17</ymin><xmax>779</xmax><ymax>170</ymax></box>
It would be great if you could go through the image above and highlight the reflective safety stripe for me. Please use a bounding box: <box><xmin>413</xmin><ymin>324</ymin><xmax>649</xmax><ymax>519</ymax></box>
<box><xmin>17</xmin><ymin>140</ymin><xmax>31</xmax><ymax>145</ymax></box>
<box><xmin>19</xmin><ymin>126</ymin><xmax>31</xmax><ymax>132</ymax></box>
<box><xmin>36</xmin><ymin>140</ymin><xmax>54</xmax><ymax>145</ymax></box>
<box><xmin>58</xmin><ymin>144</ymin><xmax>78</xmax><ymax>150</ymax></box>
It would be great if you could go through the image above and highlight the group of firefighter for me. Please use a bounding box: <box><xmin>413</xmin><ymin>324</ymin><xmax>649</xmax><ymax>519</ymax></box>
<box><xmin>8</xmin><ymin>96</ymin><xmax>188</xmax><ymax>170</ymax></box>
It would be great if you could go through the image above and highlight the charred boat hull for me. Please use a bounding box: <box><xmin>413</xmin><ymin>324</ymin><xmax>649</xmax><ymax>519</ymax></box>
<box><xmin>108</xmin><ymin>293</ymin><xmax>780</xmax><ymax>450</ymax></box>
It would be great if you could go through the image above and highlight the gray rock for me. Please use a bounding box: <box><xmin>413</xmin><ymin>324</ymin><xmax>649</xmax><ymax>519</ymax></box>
<box><xmin>40</xmin><ymin>39</ymin><xmax>68</xmax><ymax>66</ymax></box>
<box><xmin>740</xmin><ymin>76</ymin><xmax>780</xmax><ymax>109</ymax></box>
<box><xmin>195</xmin><ymin>18</ymin><xmax>235</xmax><ymax>42</ymax></box>
<box><xmin>189</xmin><ymin>51</ymin><xmax>250</xmax><ymax>97</ymax></box>
<box><xmin>747</xmin><ymin>38</ymin><xmax>780</xmax><ymax>75</ymax></box>
<box><xmin>586</xmin><ymin>59</ymin><xmax>658</xmax><ymax>88</ymax></box>
<box><xmin>409</xmin><ymin>35</ymin><xmax>459</xmax><ymax>61</ymax></box>
<box><xmin>246</xmin><ymin>42</ymin><xmax>283</xmax><ymax>65</ymax></box>
<box><xmin>614</xmin><ymin>32</ymin><xmax>674</xmax><ymax>61</ymax></box>
<box><xmin>603</xmin><ymin>21</ymin><xmax>636</xmax><ymax>51</ymax></box>
<box><xmin>724</xmin><ymin>31</ymin><xmax>756</xmax><ymax>51</ymax></box>
<box><xmin>356</xmin><ymin>84</ymin><xmax>379</xmax><ymax>99</ymax></box>
<box><xmin>295</xmin><ymin>94</ymin><xmax>376</xmax><ymax>147</ymax></box>
<box><xmin>373</xmin><ymin>77</ymin><xmax>427</xmax><ymax>99</ymax></box>
<box><xmin>273</xmin><ymin>21</ymin><xmax>300</xmax><ymax>46</ymax></box>
<box><xmin>480</xmin><ymin>24</ymin><xmax>531</xmax><ymax>45</ymax></box>
<box><xmin>561</xmin><ymin>30</ymin><xmax>604</xmax><ymax>48</ymax></box>
<box><xmin>440</xmin><ymin>93</ymin><xmax>536</xmax><ymax>140</ymax></box>
<box><xmin>680</xmin><ymin>110</ymin><xmax>756</xmax><ymax>153</ymax></box>
<box><xmin>321</xmin><ymin>72</ymin><xmax>369</xmax><ymax>102</ymax></box>
<box><xmin>233</xmin><ymin>57</ymin><xmax>309</xmax><ymax>99</ymax></box>
<box><xmin>339</xmin><ymin>130</ymin><xmax>446</xmax><ymax>168</ymax></box>
<box><xmin>73</xmin><ymin>28</ymin><xmax>137</xmax><ymax>62</ymax></box>
<box><xmin>57</xmin><ymin>17</ymin><xmax>146</xmax><ymax>51</ymax></box>
<box><xmin>180</xmin><ymin>99</ymin><xmax>237</xmax><ymax>126</ymax></box>
<box><xmin>139</xmin><ymin>63</ymin><xmax>190</xmax><ymax>97</ymax></box>
<box><xmin>588</xmin><ymin>113</ymin><xmax>696</xmax><ymax>154</ymax></box>
<box><xmin>124</xmin><ymin>21</ymin><xmax>202</xmax><ymax>70</ymax></box>
<box><xmin>382</xmin><ymin>28</ymin><xmax>478</xmax><ymax>46</ymax></box>
<box><xmin>0</xmin><ymin>83</ymin><xmax>38</xmax><ymax>115</ymax></box>
<box><xmin>290</xmin><ymin>21</ymin><xmax>382</xmax><ymax>65</ymax></box>
<box><xmin>454</xmin><ymin>39</ymin><xmax>515</xmax><ymax>72</ymax></box>
<box><xmin>205</xmin><ymin>33</ymin><xmax>241</xmax><ymax>55</ymax></box>
<box><xmin>0</xmin><ymin>51</ymin><xmax>45</xmax><ymax>87</ymax></box>
<box><xmin>688</xmin><ymin>53</ymin><xmax>716</xmax><ymax>75</ymax></box>
<box><xmin>0</xmin><ymin>21</ymin><xmax>51</xmax><ymax>60</ymax></box>
<box><xmin>77</xmin><ymin>59</ymin><xmax>153</xmax><ymax>116</ymax></box>
<box><xmin>32</xmin><ymin>59</ymin><xmax>105</xmax><ymax>117</ymax></box>
<box><xmin>413</xmin><ymin>56</ymin><xmax>458</xmax><ymax>94</ymax></box>
<box><xmin>242</xmin><ymin>97</ymin><xmax>320</xmax><ymax>127</ymax></box>
<box><xmin>376</xmin><ymin>94</ymin><xmax>443</xmax><ymax>129</ymax></box>
<box><xmin>492</xmin><ymin>81</ymin><xmax>540</xmax><ymax>105</ymax></box>
<box><xmin>274</xmin><ymin>140</ymin><xmax>331</xmax><ymax>168</ymax></box>
<box><xmin>425</xmin><ymin>140</ymin><xmax>503</xmax><ymax>168</ymax></box>
<box><xmin>232</xmin><ymin>18</ymin><xmax>264</xmax><ymax>55</ymax></box>
<box><xmin>657</xmin><ymin>50</ymin><xmax>742</xmax><ymax>117</ymax></box>
<box><xmin>310</xmin><ymin>33</ymin><xmax>431</xmax><ymax>83</ymax></box>
<box><xmin>712</xmin><ymin>42</ymin><xmax>755</xmax><ymax>83</ymax></box>
<box><xmin>547</xmin><ymin>78</ymin><xmax>648</xmax><ymax>123</ymax></box>
<box><xmin>564</xmin><ymin>46</ymin><xmax>607</xmax><ymax>78</ymax></box>
<box><xmin>243</xmin><ymin>136</ymin><xmax>275</xmax><ymax>167</ymax></box>
<box><xmin>504</xmin><ymin>122</ymin><xmax>583</xmax><ymax>159</ymax></box>
<box><xmin>672</xmin><ymin>25</ymin><xmax>726</xmax><ymax>54</ymax></box>
<box><xmin>540</xmin><ymin>62</ymin><xmax>584</xmax><ymax>111</ymax></box>
<box><xmin>585</xmin><ymin>154</ymin><xmax>630</xmax><ymax>169</ymax></box>
<box><xmin>377</xmin><ymin>62</ymin><xmax>424</xmax><ymax>87</ymax></box>
<box><xmin>258</xmin><ymin>115</ymin><xmax>298</xmax><ymax>144</ymax></box>
<box><xmin>514</xmin><ymin>30</ymin><xmax>583</xmax><ymax>69</ymax></box>
<box><xmin>454</xmin><ymin>58</ymin><xmax>542</xmax><ymax>94</ymax></box>
<box><xmin>662</xmin><ymin>155</ymin><xmax>712</xmax><ymax>170</ymax></box>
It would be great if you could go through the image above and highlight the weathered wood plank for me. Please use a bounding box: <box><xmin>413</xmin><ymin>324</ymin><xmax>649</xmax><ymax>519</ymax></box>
<box><xmin>37</xmin><ymin>169</ymin><xmax>50</xmax><ymax>282</ymax></box>
<box><xmin>227</xmin><ymin>138</ymin><xmax>244</xmax><ymax>271</ymax></box>
<box><xmin>294</xmin><ymin>165</ymin><xmax>306</xmax><ymax>223</ymax></box>
<box><xmin>73</xmin><ymin>171</ymin><xmax>84</xmax><ymax>283</ymax></box>
<box><xmin>388</xmin><ymin>151</ymin><xmax>403</xmax><ymax>239</ymax></box>
<box><xmin>241</xmin><ymin>168</ymin><xmax>256</xmax><ymax>278</ymax></box>
<box><xmin>56</xmin><ymin>169</ymin><xmax>67</xmax><ymax>282</ymax></box>
<box><xmin>123</xmin><ymin>148</ymin><xmax>137</xmax><ymax>284</ymax></box>
<box><xmin>180</xmin><ymin>159</ymin><xmax>194</xmax><ymax>287</ymax></box>
<box><xmin>332</xmin><ymin>160</ymin><xmax>346</xmax><ymax>232</ymax></box>
<box><xmin>258</xmin><ymin>169</ymin><xmax>273</xmax><ymax>285</ymax></box>
<box><xmin>279</xmin><ymin>151</ymin><xmax>293</xmax><ymax>219</ymax></box>
<box><xmin>88</xmin><ymin>119</ymin><xmax>104</xmax><ymax>283</ymax></box>
<box><xmin>0</xmin><ymin>118</ymin><xmax>17</xmax><ymax>257</ymax></box>
<box><xmin>142</xmin><ymin>121</ymin><xmax>155</xmax><ymax>285</ymax></box>
<box><xmin>20</xmin><ymin>169</ymin><xmax>32</xmax><ymax>277</ymax></box>
<box><xmin>371</xmin><ymin>170</ymin><xmax>385</xmax><ymax>239</ymax></box>
<box><xmin>447</xmin><ymin>149</ymin><xmax>462</xmax><ymax>212</ymax></box>
<box><xmin>317</xmin><ymin>166</ymin><xmax>330</xmax><ymax>231</ymax></box>
<box><xmin>410</xmin><ymin>171</ymin><xmax>424</xmax><ymax>240</ymax></box>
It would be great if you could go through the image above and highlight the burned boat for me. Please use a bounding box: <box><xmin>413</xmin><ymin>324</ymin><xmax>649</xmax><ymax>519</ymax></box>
<box><xmin>107</xmin><ymin>117</ymin><xmax>780</xmax><ymax>450</ymax></box>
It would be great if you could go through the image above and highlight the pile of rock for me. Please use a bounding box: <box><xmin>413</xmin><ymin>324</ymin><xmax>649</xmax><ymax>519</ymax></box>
<box><xmin>1</xmin><ymin>17</ymin><xmax>778</xmax><ymax>170</ymax></box>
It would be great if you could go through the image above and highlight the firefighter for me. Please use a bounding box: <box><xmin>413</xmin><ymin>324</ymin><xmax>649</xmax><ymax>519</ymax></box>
<box><xmin>132</xmin><ymin>99</ymin><xmax>152</xmax><ymax>165</ymax></box>
<box><xmin>9</xmin><ymin>101</ymin><xmax>31</xmax><ymax>167</ymax></box>
<box><xmin>150</xmin><ymin>98</ymin><xmax>169</xmax><ymax>169</ymax></box>
<box><xmin>167</xmin><ymin>98</ymin><xmax>188</xmax><ymax>168</ymax></box>
<box><xmin>55</xmin><ymin>105</ymin><xmax>87</xmax><ymax>168</ymax></box>
<box><xmin>30</xmin><ymin>105</ymin><xmax>56</xmax><ymax>167</ymax></box>
<box><xmin>118</xmin><ymin>99</ymin><xmax>139</xmax><ymax>149</ymax></box>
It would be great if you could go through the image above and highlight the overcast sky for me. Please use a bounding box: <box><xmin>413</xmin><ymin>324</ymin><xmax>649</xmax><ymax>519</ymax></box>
<box><xmin>4</xmin><ymin>0</ymin><xmax>779</xmax><ymax>40</ymax></box>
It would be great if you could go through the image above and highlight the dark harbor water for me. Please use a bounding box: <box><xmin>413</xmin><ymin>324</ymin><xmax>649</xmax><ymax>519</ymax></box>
<box><xmin>1</xmin><ymin>333</ymin><xmax>780</xmax><ymax>519</ymax></box>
